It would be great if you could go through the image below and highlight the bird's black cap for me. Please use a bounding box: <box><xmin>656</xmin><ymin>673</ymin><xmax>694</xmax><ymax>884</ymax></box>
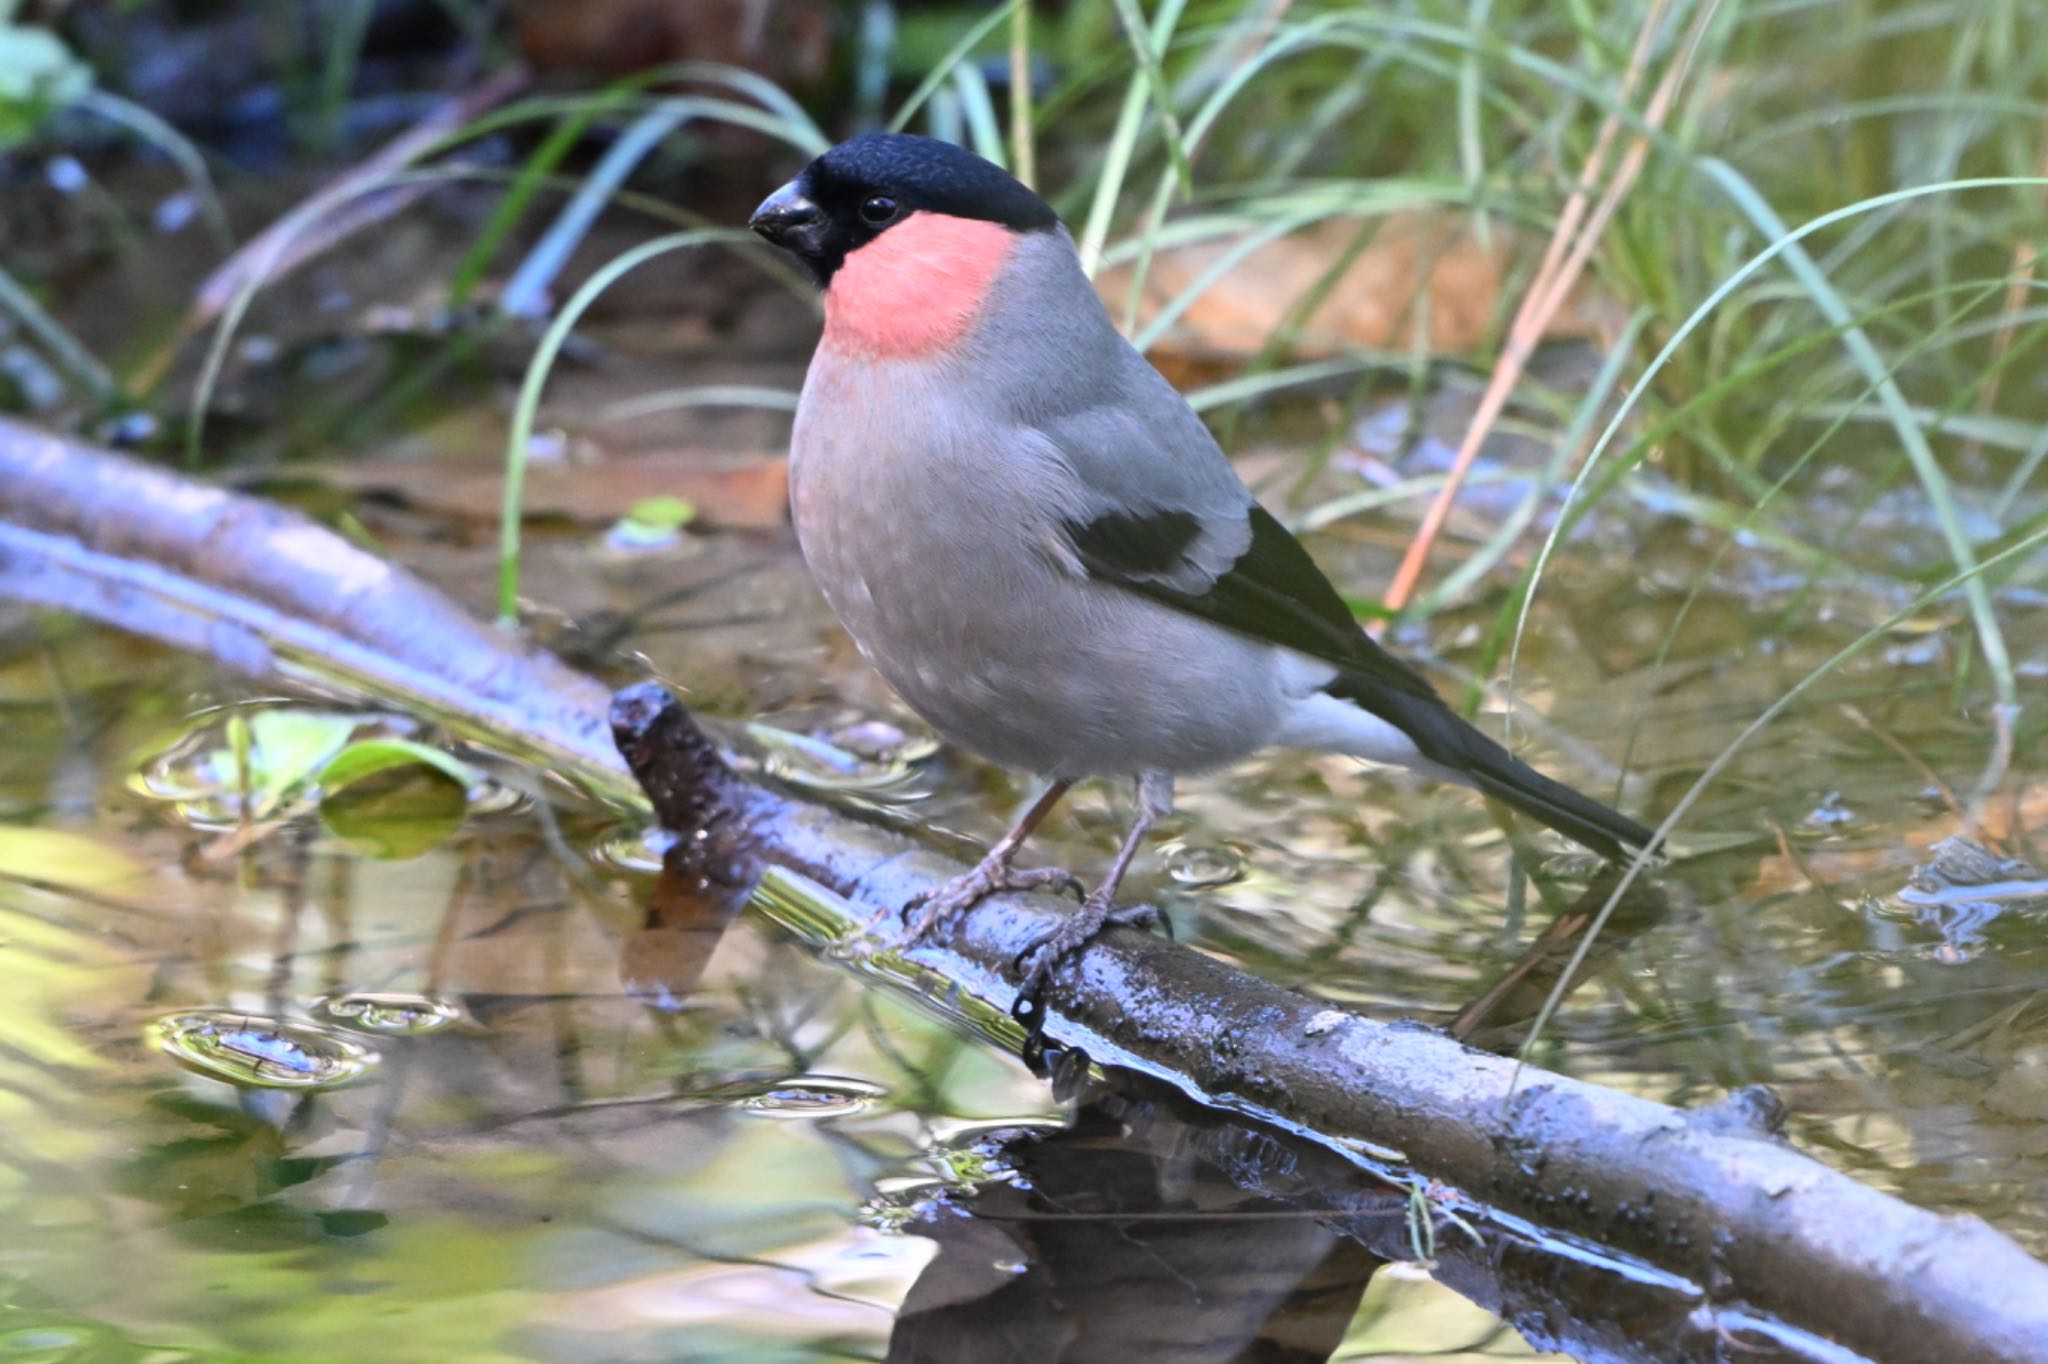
<box><xmin>749</xmin><ymin>133</ymin><xmax>1057</xmax><ymax>285</ymax></box>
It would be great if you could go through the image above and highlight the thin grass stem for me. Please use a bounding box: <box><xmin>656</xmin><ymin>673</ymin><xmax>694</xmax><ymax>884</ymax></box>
<box><xmin>497</xmin><ymin>229</ymin><xmax>750</xmax><ymax>624</ymax></box>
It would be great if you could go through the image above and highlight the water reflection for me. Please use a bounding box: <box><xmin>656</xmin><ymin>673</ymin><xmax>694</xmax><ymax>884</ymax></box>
<box><xmin>739</xmin><ymin>713</ymin><xmax>941</xmax><ymax>798</ymax></box>
<box><xmin>740</xmin><ymin>1076</ymin><xmax>888</xmax><ymax>1118</ymax></box>
<box><xmin>149</xmin><ymin>1010</ymin><xmax>378</xmax><ymax>1090</ymax></box>
<box><xmin>887</xmin><ymin>1065</ymin><xmax>1827</xmax><ymax>1364</ymax></box>
<box><xmin>618</xmin><ymin>834</ymin><xmax>754</xmax><ymax>1011</ymax></box>
<box><xmin>1893</xmin><ymin>836</ymin><xmax>2048</xmax><ymax>964</ymax></box>
<box><xmin>1160</xmin><ymin>838</ymin><xmax>1251</xmax><ymax>888</ymax></box>
<box><xmin>885</xmin><ymin>1071</ymin><xmax>1390</xmax><ymax>1363</ymax></box>
<box><xmin>312</xmin><ymin>992</ymin><xmax>463</xmax><ymax>1036</ymax></box>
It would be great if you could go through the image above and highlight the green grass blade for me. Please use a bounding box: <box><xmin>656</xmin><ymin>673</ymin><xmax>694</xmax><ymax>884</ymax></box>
<box><xmin>1607</xmin><ymin>274</ymin><xmax>2022</xmax><ymax>792</ymax></box>
<box><xmin>1076</xmin><ymin>55</ymin><xmax>1154</xmax><ymax>277</ymax></box>
<box><xmin>1457</xmin><ymin>0</ymin><xmax>1497</xmax><ymax>249</ymax></box>
<box><xmin>1186</xmin><ymin>356</ymin><xmax>1397</xmax><ymax>412</ymax></box>
<box><xmin>888</xmin><ymin>1</ymin><xmax>1023</xmax><ymax>135</ymax></box>
<box><xmin>447</xmin><ymin>95</ymin><xmax>618</xmax><ymax>308</ymax></box>
<box><xmin>1517</xmin><ymin>522</ymin><xmax>2048</xmax><ymax>1073</ymax></box>
<box><xmin>1417</xmin><ymin>308</ymin><xmax>1652</xmax><ymax>613</ymax></box>
<box><xmin>1994</xmin><ymin>425</ymin><xmax>2048</xmax><ymax>522</ymax></box>
<box><xmin>182</xmin><ymin>98</ymin><xmax>822</xmax><ymax>462</ymax></box>
<box><xmin>1009</xmin><ymin>0</ymin><xmax>1035</xmax><ymax>188</ymax></box>
<box><xmin>497</xmin><ymin>229</ymin><xmax>752</xmax><ymax>623</ymax></box>
<box><xmin>499</xmin><ymin>100</ymin><xmax>694</xmax><ymax>317</ymax></box>
<box><xmin>1296</xmin><ymin>468</ymin><xmax>1534</xmax><ymax>533</ymax></box>
<box><xmin>1107</xmin><ymin>0</ymin><xmax>1192</xmax><ymax>193</ymax></box>
<box><xmin>1503</xmin><ymin>175</ymin><xmax>2048</xmax><ymax>730</ymax></box>
<box><xmin>655</xmin><ymin>61</ymin><xmax>829</xmax><ymax>152</ymax></box>
<box><xmin>183</xmin><ymin>165</ymin><xmax>477</xmax><ymax>464</ymax></box>
<box><xmin>1700</xmin><ymin>157</ymin><xmax>2017</xmax><ymax>710</ymax></box>
<box><xmin>1077</xmin><ymin>0</ymin><xmax>1187</xmax><ymax>277</ymax></box>
<box><xmin>316</xmin><ymin>0</ymin><xmax>376</xmax><ymax>150</ymax></box>
<box><xmin>72</xmin><ymin>89</ymin><xmax>233</xmax><ymax>251</ymax></box>
<box><xmin>0</xmin><ymin>261</ymin><xmax>116</xmax><ymax>403</ymax></box>
<box><xmin>1130</xmin><ymin>211</ymin><xmax>1311</xmax><ymax>352</ymax></box>
<box><xmin>421</xmin><ymin>92</ymin><xmax>824</xmax><ymax>165</ymax></box>
<box><xmin>923</xmin><ymin>86</ymin><xmax>963</xmax><ymax>146</ymax></box>
<box><xmin>952</xmin><ymin>62</ymin><xmax>1007</xmax><ymax>166</ymax></box>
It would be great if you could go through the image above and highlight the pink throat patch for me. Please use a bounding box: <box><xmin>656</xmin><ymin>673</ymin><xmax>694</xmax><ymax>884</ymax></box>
<box><xmin>822</xmin><ymin>212</ymin><xmax>1014</xmax><ymax>359</ymax></box>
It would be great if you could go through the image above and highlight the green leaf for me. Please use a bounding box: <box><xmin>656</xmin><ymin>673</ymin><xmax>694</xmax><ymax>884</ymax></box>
<box><xmin>625</xmin><ymin>494</ymin><xmax>698</xmax><ymax>531</ymax></box>
<box><xmin>193</xmin><ymin>709</ymin><xmax>359</xmax><ymax>817</ymax></box>
<box><xmin>321</xmin><ymin>766</ymin><xmax>469</xmax><ymax>860</ymax></box>
<box><xmin>225</xmin><ymin>712</ymin><xmax>253</xmax><ymax>798</ymax></box>
<box><xmin>319</xmin><ymin>738</ymin><xmax>478</xmax><ymax>795</ymax></box>
<box><xmin>241</xmin><ymin>710</ymin><xmax>358</xmax><ymax>812</ymax></box>
<box><xmin>0</xmin><ymin>19</ymin><xmax>91</xmax><ymax>147</ymax></box>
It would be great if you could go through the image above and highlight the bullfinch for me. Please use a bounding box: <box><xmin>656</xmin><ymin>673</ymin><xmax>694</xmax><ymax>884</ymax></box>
<box><xmin>749</xmin><ymin>133</ymin><xmax>1656</xmax><ymax>990</ymax></box>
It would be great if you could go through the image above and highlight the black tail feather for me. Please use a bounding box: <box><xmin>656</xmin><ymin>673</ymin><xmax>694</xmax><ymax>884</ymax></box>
<box><xmin>1467</xmin><ymin>760</ymin><xmax>1658</xmax><ymax>864</ymax></box>
<box><xmin>1330</xmin><ymin>675</ymin><xmax>1658</xmax><ymax>863</ymax></box>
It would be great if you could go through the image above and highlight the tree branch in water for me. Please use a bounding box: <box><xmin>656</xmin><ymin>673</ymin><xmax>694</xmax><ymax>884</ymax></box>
<box><xmin>4</xmin><ymin>414</ymin><xmax>2046</xmax><ymax>1362</ymax></box>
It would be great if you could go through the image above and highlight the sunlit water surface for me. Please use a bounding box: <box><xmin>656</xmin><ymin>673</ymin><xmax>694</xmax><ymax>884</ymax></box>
<box><xmin>3</xmin><ymin>476</ymin><xmax>2045</xmax><ymax>1362</ymax></box>
<box><xmin>5</xmin><ymin>33</ymin><xmax>2048</xmax><ymax>1360</ymax></box>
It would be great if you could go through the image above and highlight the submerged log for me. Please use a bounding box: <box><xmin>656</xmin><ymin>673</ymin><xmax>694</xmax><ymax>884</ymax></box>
<box><xmin>5</xmin><ymin>415</ymin><xmax>2048</xmax><ymax>1362</ymax></box>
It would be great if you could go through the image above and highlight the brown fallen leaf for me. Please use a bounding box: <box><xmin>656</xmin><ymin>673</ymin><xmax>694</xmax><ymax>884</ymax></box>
<box><xmin>1099</xmin><ymin>212</ymin><xmax>1612</xmax><ymax>383</ymax></box>
<box><xmin>306</xmin><ymin>446</ymin><xmax>790</xmax><ymax>530</ymax></box>
<box><xmin>512</xmin><ymin>0</ymin><xmax>832</xmax><ymax>85</ymax></box>
<box><xmin>1745</xmin><ymin>778</ymin><xmax>2048</xmax><ymax>901</ymax></box>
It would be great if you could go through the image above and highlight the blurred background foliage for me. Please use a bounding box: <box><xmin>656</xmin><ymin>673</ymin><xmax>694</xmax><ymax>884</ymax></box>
<box><xmin>2</xmin><ymin>0</ymin><xmax>2044</xmax><ymax>654</ymax></box>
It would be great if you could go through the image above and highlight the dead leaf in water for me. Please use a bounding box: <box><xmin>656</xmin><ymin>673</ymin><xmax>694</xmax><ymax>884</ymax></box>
<box><xmin>1747</xmin><ymin>780</ymin><xmax>2048</xmax><ymax>900</ymax></box>
<box><xmin>303</xmin><ymin>448</ymin><xmax>790</xmax><ymax>530</ymax></box>
<box><xmin>1100</xmin><ymin>213</ymin><xmax>1614</xmax><ymax>382</ymax></box>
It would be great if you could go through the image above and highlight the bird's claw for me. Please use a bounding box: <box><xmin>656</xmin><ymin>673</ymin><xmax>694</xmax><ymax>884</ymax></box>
<box><xmin>1010</xmin><ymin>897</ymin><xmax>1162</xmax><ymax>972</ymax></box>
<box><xmin>883</xmin><ymin>861</ymin><xmax>1084</xmax><ymax>947</ymax></box>
<box><xmin>1005</xmin><ymin>866</ymin><xmax>1088</xmax><ymax>902</ymax></box>
<box><xmin>1009</xmin><ymin>894</ymin><xmax>1168</xmax><ymax>1038</ymax></box>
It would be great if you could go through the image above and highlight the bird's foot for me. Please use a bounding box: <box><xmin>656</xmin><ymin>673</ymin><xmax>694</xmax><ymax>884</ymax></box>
<box><xmin>882</xmin><ymin>859</ymin><xmax>1085</xmax><ymax>947</ymax></box>
<box><xmin>1009</xmin><ymin>893</ymin><xmax>1167</xmax><ymax>1036</ymax></box>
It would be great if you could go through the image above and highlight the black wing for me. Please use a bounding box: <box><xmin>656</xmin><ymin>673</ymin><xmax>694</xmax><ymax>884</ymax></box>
<box><xmin>1061</xmin><ymin>503</ymin><xmax>1658</xmax><ymax>861</ymax></box>
<box><xmin>1063</xmin><ymin>503</ymin><xmax>1442</xmax><ymax>703</ymax></box>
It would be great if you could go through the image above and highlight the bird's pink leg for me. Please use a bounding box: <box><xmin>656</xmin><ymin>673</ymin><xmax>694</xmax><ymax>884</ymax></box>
<box><xmin>1011</xmin><ymin>772</ymin><xmax>1174</xmax><ymax>1027</ymax></box>
<box><xmin>894</xmin><ymin>780</ymin><xmax>1081</xmax><ymax>942</ymax></box>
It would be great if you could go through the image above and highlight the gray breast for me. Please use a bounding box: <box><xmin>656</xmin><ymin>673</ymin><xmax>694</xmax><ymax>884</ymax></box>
<box><xmin>788</xmin><ymin>233</ymin><xmax>1292</xmax><ymax>779</ymax></box>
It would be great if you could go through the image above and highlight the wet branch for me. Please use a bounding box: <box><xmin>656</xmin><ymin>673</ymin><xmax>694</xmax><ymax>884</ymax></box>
<box><xmin>0</xmin><ymin>416</ymin><xmax>629</xmax><ymax>800</ymax></box>
<box><xmin>5</xmin><ymin>416</ymin><xmax>2048</xmax><ymax>1363</ymax></box>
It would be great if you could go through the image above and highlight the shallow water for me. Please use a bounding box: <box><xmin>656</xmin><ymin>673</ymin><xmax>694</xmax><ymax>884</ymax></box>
<box><xmin>0</xmin><ymin>633</ymin><xmax>1550</xmax><ymax>1362</ymax></box>
<box><xmin>4</xmin><ymin>448</ymin><xmax>2046</xmax><ymax>1360</ymax></box>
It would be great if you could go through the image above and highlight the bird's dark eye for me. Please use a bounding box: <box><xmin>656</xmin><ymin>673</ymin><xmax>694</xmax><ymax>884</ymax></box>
<box><xmin>858</xmin><ymin>195</ymin><xmax>898</xmax><ymax>225</ymax></box>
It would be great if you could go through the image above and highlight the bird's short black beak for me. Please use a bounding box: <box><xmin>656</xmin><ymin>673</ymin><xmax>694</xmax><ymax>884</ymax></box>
<box><xmin>749</xmin><ymin>180</ymin><xmax>826</xmax><ymax>256</ymax></box>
